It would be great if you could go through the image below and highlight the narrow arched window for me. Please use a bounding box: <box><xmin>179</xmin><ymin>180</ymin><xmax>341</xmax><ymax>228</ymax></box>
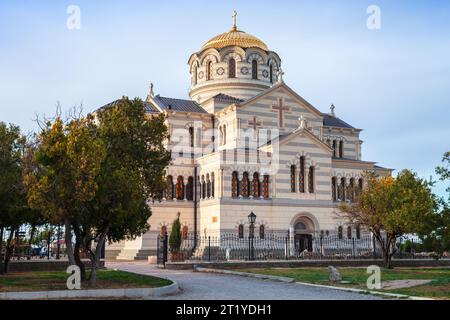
<box><xmin>331</xmin><ymin>177</ymin><xmax>337</xmax><ymax>201</ymax></box>
<box><xmin>182</xmin><ymin>226</ymin><xmax>188</xmax><ymax>240</ymax></box>
<box><xmin>193</xmin><ymin>66</ymin><xmax>198</xmax><ymax>85</ymax></box>
<box><xmin>228</xmin><ymin>58</ymin><xmax>236</xmax><ymax>78</ymax></box>
<box><xmin>339</xmin><ymin>140</ymin><xmax>344</xmax><ymax>158</ymax></box>
<box><xmin>262</xmin><ymin>175</ymin><xmax>270</xmax><ymax>198</ymax></box>
<box><xmin>347</xmin><ymin>226</ymin><xmax>352</xmax><ymax>239</ymax></box>
<box><xmin>338</xmin><ymin>226</ymin><xmax>343</xmax><ymax>240</ymax></box>
<box><xmin>165</xmin><ymin>176</ymin><xmax>174</xmax><ymax>200</ymax></box>
<box><xmin>223</xmin><ymin>125</ymin><xmax>227</xmax><ymax>145</ymax></box>
<box><xmin>290</xmin><ymin>165</ymin><xmax>296</xmax><ymax>192</ymax></box>
<box><xmin>349</xmin><ymin>178</ymin><xmax>355</xmax><ymax>202</ymax></box>
<box><xmin>231</xmin><ymin>171</ymin><xmax>239</xmax><ymax>198</ymax></box>
<box><xmin>188</xmin><ymin>127</ymin><xmax>194</xmax><ymax>148</ymax></box>
<box><xmin>207</xmin><ymin>61</ymin><xmax>213</xmax><ymax>80</ymax></box>
<box><xmin>299</xmin><ymin>157</ymin><xmax>305</xmax><ymax>193</ymax></box>
<box><xmin>201</xmin><ymin>175</ymin><xmax>206</xmax><ymax>199</ymax></box>
<box><xmin>206</xmin><ymin>174</ymin><xmax>211</xmax><ymax>198</ymax></box>
<box><xmin>160</xmin><ymin>225</ymin><xmax>167</xmax><ymax>237</ymax></box>
<box><xmin>340</xmin><ymin>178</ymin><xmax>346</xmax><ymax>201</ymax></box>
<box><xmin>269</xmin><ymin>64</ymin><xmax>274</xmax><ymax>83</ymax></box>
<box><xmin>211</xmin><ymin>172</ymin><xmax>215</xmax><ymax>198</ymax></box>
<box><xmin>252</xmin><ymin>172</ymin><xmax>260</xmax><ymax>198</ymax></box>
<box><xmin>356</xmin><ymin>224</ymin><xmax>361</xmax><ymax>239</ymax></box>
<box><xmin>241</xmin><ymin>172</ymin><xmax>250</xmax><ymax>197</ymax></box>
<box><xmin>219</xmin><ymin>126</ymin><xmax>223</xmax><ymax>146</ymax></box>
<box><xmin>252</xmin><ymin>60</ymin><xmax>258</xmax><ymax>79</ymax></box>
<box><xmin>308</xmin><ymin>166</ymin><xmax>315</xmax><ymax>193</ymax></box>
<box><xmin>259</xmin><ymin>225</ymin><xmax>265</xmax><ymax>239</ymax></box>
<box><xmin>176</xmin><ymin>176</ymin><xmax>184</xmax><ymax>200</ymax></box>
<box><xmin>186</xmin><ymin>176</ymin><xmax>194</xmax><ymax>200</ymax></box>
<box><xmin>238</xmin><ymin>224</ymin><xmax>244</xmax><ymax>239</ymax></box>
<box><xmin>332</xmin><ymin>140</ymin><xmax>337</xmax><ymax>157</ymax></box>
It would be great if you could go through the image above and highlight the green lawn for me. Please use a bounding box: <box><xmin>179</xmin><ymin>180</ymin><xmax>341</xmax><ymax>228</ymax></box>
<box><xmin>239</xmin><ymin>267</ymin><xmax>450</xmax><ymax>299</ymax></box>
<box><xmin>0</xmin><ymin>269</ymin><xmax>172</xmax><ymax>292</ymax></box>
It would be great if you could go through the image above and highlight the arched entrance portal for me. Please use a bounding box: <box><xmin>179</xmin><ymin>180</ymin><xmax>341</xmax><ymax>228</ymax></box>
<box><xmin>293</xmin><ymin>217</ymin><xmax>315</xmax><ymax>253</ymax></box>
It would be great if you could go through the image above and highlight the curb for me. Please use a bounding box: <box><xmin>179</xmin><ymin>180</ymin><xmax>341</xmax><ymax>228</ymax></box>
<box><xmin>194</xmin><ymin>267</ymin><xmax>295</xmax><ymax>283</ymax></box>
<box><xmin>0</xmin><ymin>281</ymin><xmax>179</xmax><ymax>300</ymax></box>
<box><xmin>194</xmin><ymin>267</ymin><xmax>434</xmax><ymax>300</ymax></box>
<box><xmin>292</xmin><ymin>281</ymin><xmax>433</xmax><ymax>300</ymax></box>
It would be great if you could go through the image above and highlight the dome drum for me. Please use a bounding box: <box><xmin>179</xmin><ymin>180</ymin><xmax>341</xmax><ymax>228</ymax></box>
<box><xmin>187</xmin><ymin>12</ymin><xmax>282</xmax><ymax>105</ymax></box>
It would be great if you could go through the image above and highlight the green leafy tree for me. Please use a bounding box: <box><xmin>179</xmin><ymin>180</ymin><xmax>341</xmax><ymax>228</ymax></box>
<box><xmin>340</xmin><ymin>170</ymin><xmax>435</xmax><ymax>268</ymax></box>
<box><xmin>169</xmin><ymin>212</ymin><xmax>182</xmax><ymax>253</ymax></box>
<box><xmin>0</xmin><ymin>122</ymin><xmax>31</xmax><ymax>273</ymax></box>
<box><xmin>78</xmin><ymin>97</ymin><xmax>171</xmax><ymax>286</ymax></box>
<box><xmin>25</xmin><ymin>116</ymin><xmax>104</xmax><ymax>279</ymax></box>
<box><xmin>418</xmin><ymin>152</ymin><xmax>450</xmax><ymax>255</ymax></box>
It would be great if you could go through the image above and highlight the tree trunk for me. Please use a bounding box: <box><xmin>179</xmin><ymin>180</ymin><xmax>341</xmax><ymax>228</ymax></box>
<box><xmin>379</xmin><ymin>235</ymin><xmax>396</xmax><ymax>269</ymax></box>
<box><xmin>372</xmin><ymin>231</ymin><xmax>393</xmax><ymax>269</ymax></box>
<box><xmin>4</xmin><ymin>227</ymin><xmax>16</xmax><ymax>274</ymax></box>
<box><xmin>27</xmin><ymin>225</ymin><xmax>36</xmax><ymax>260</ymax></box>
<box><xmin>88</xmin><ymin>230</ymin><xmax>108</xmax><ymax>288</ymax></box>
<box><xmin>64</xmin><ymin>219</ymin><xmax>76</xmax><ymax>266</ymax></box>
<box><xmin>0</xmin><ymin>226</ymin><xmax>4</xmax><ymax>274</ymax></box>
<box><xmin>73</xmin><ymin>227</ymin><xmax>86</xmax><ymax>281</ymax></box>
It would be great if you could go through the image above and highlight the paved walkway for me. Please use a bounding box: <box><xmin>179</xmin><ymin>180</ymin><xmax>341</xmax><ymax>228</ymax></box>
<box><xmin>107</xmin><ymin>262</ymin><xmax>383</xmax><ymax>300</ymax></box>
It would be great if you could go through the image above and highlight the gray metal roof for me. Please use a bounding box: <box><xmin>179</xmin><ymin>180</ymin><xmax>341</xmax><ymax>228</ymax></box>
<box><xmin>323</xmin><ymin>114</ymin><xmax>354</xmax><ymax>129</ymax></box>
<box><xmin>152</xmin><ymin>95</ymin><xmax>207</xmax><ymax>113</ymax></box>
<box><xmin>212</xmin><ymin>93</ymin><xmax>244</xmax><ymax>104</ymax></box>
<box><xmin>98</xmin><ymin>99</ymin><xmax>161</xmax><ymax>114</ymax></box>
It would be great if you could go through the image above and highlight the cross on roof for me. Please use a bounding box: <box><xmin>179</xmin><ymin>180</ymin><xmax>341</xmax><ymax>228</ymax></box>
<box><xmin>232</xmin><ymin>10</ymin><xmax>237</xmax><ymax>31</ymax></box>
<box><xmin>248</xmin><ymin>116</ymin><xmax>262</xmax><ymax>131</ymax></box>
<box><xmin>271</xmin><ymin>97</ymin><xmax>291</xmax><ymax>128</ymax></box>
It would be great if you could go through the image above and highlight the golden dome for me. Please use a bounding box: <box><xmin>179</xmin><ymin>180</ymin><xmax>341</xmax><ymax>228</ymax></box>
<box><xmin>201</xmin><ymin>29</ymin><xmax>269</xmax><ymax>51</ymax></box>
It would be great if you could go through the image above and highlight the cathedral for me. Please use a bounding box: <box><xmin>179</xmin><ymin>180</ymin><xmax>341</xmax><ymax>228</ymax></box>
<box><xmin>106</xmin><ymin>13</ymin><xmax>392</xmax><ymax>260</ymax></box>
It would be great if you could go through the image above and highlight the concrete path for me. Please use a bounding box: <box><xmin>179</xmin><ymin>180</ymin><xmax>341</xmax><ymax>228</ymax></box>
<box><xmin>107</xmin><ymin>262</ymin><xmax>383</xmax><ymax>300</ymax></box>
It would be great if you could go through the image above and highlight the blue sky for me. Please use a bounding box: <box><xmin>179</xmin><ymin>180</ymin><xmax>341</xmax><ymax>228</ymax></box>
<box><xmin>0</xmin><ymin>0</ymin><xmax>449</xmax><ymax>196</ymax></box>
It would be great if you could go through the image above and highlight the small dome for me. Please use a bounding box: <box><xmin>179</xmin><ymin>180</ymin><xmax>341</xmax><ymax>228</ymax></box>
<box><xmin>201</xmin><ymin>29</ymin><xmax>269</xmax><ymax>51</ymax></box>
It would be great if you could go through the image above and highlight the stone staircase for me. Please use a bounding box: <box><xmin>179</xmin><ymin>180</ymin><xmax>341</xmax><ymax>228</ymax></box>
<box><xmin>114</xmin><ymin>248</ymin><xmax>156</xmax><ymax>261</ymax></box>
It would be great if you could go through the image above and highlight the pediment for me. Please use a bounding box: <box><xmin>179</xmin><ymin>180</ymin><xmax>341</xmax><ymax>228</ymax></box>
<box><xmin>237</xmin><ymin>82</ymin><xmax>324</xmax><ymax>119</ymax></box>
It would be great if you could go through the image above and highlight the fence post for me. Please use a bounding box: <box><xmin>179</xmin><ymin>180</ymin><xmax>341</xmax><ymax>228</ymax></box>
<box><xmin>208</xmin><ymin>236</ymin><xmax>211</xmax><ymax>262</ymax></box>
<box><xmin>399</xmin><ymin>237</ymin><xmax>403</xmax><ymax>259</ymax></box>
<box><xmin>352</xmin><ymin>238</ymin><xmax>356</xmax><ymax>259</ymax></box>
<box><xmin>285</xmin><ymin>236</ymin><xmax>288</xmax><ymax>260</ymax></box>
<box><xmin>320</xmin><ymin>236</ymin><xmax>323</xmax><ymax>259</ymax></box>
<box><xmin>372</xmin><ymin>236</ymin><xmax>376</xmax><ymax>259</ymax></box>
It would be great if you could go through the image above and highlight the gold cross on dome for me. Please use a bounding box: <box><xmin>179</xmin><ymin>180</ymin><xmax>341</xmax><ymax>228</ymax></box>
<box><xmin>232</xmin><ymin>10</ymin><xmax>237</xmax><ymax>31</ymax></box>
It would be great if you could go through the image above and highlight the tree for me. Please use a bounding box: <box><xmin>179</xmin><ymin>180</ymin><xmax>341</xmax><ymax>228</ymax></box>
<box><xmin>169</xmin><ymin>212</ymin><xmax>182</xmax><ymax>254</ymax></box>
<box><xmin>25</xmin><ymin>116</ymin><xmax>104</xmax><ymax>279</ymax></box>
<box><xmin>0</xmin><ymin>122</ymin><xmax>31</xmax><ymax>273</ymax></box>
<box><xmin>418</xmin><ymin>152</ymin><xmax>450</xmax><ymax>255</ymax></box>
<box><xmin>25</xmin><ymin>98</ymin><xmax>170</xmax><ymax>286</ymax></box>
<box><xmin>78</xmin><ymin>97</ymin><xmax>171</xmax><ymax>286</ymax></box>
<box><xmin>340</xmin><ymin>170</ymin><xmax>435</xmax><ymax>268</ymax></box>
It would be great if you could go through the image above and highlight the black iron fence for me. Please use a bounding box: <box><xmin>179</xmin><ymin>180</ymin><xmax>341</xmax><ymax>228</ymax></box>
<box><xmin>157</xmin><ymin>232</ymin><xmax>435</xmax><ymax>264</ymax></box>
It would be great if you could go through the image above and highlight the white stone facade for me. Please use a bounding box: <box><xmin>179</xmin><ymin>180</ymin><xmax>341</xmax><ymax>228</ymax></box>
<box><xmin>106</xmin><ymin>18</ymin><xmax>392</xmax><ymax>260</ymax></box>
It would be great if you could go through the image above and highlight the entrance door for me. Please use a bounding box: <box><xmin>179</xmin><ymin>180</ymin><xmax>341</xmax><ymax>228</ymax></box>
<box><xmin>295</xmin><ymin>234</ymin><xmax>312</xmax><ymax>252</ymax></box>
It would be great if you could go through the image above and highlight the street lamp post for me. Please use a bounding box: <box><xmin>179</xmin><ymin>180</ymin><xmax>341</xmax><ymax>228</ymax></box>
<box><xmin>56</xmin><ymin>225</ymin><xmax>61</xmax><ymax>260</ymax></box>
<box><xmin>248</xmin><ymin>212</ymin><xmax>256</xmax><ymax>260</ymax></box>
